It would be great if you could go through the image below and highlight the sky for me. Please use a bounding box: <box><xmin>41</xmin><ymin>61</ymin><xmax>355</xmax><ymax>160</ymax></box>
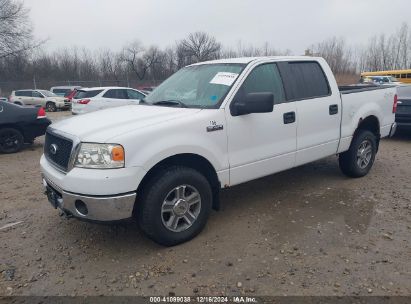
<box><xmin>24</xmin><ymin>0</ymin><xmax>411</xmax><ymax>55</ymax></box>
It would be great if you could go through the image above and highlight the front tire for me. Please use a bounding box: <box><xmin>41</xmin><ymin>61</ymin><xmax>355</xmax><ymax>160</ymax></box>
<box><xmin>137</xmin><ymin>166</ymin><xmax>212</xmax><ymax>246</ymax></box>
<box><xmin>339</xmin><ymin>130</ymin><xmax>377</xmax><ymax>178</ymax></box>
<box><xmin>46</xmin><ymin>102</ymin><xmax>57</xmax><ymax>112</ymax></box>
<box><xmin>0</xmin><ymin>128</ymin><xmax>24</xmax><ymax>153</ymax></box>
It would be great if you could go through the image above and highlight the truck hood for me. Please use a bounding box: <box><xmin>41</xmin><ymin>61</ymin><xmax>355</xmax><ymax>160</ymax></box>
<box><xmin>51</xmin><ymin>105</ymin><xmax>202</xmax><ymax>142</ymax></box>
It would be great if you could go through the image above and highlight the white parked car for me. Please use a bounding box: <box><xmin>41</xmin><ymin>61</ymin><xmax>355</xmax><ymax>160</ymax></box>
<box><xmin>9</xmin><ymin>89</ymin><xmax>70</xmax><ymax>112</ymax></box>
<box><xmin>41</xmin><ymin>56</ymin><xmax>397</xmax><ymax>246</ymax></box>
<box><xmin>71</xmin><ymin>87</ymin><xmax>146</xmax><ymax>115</ymax></box>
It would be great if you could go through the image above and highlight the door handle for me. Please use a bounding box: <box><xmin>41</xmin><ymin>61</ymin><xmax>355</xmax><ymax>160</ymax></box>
<box><xmin>283</xmin><ymin>111</ymin><xmax>296</xmax><ymax>124</ymax></box>
<box><xmin>329</xmin><ymin>104</ymin><xmax>338</xmax><ymax>115</ymax></box>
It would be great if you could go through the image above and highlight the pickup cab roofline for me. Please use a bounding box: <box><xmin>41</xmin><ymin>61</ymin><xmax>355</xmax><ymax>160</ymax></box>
<box><xmin>188</xmin><ymin>56</ymin><xmax>324</xmax><ymax>66</ymax></box>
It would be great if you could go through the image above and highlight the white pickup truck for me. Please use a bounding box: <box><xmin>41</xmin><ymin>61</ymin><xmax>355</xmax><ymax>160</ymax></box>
<box><xmin>40</xmin><ymin>56</ymin><xmax>397</xmax><ymax>246</ymax></box>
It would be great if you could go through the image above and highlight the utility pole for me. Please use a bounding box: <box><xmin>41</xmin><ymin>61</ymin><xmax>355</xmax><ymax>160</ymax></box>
<box><xmin>33</xmin><ymin>75</ymin><xmax>37</xmax><ymax>89</ymax></box>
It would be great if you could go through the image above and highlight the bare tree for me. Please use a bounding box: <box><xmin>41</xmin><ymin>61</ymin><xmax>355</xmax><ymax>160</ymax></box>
<box><xmin>0</xmin><ymin>0</ymin><xmax>41</xmax><ymax>59</ymax></box>
<box><xmin>121</xmin><ymin>41</ymin><xmax>161</xmax><ymax>80</ymax></box>
<box><xmin>99</xmin><ymin>49</ymin><xmax>124</xmax><ymax>82</ymax></box>
<box><xmin>310</xmin><ymin>37</ymin><xmax>356</xmax><ymax>75</ymax></box>
<box><xmin>176</xmin><ymin>32</ymin><xmax>221</xmax><ymax>66</ymax></box>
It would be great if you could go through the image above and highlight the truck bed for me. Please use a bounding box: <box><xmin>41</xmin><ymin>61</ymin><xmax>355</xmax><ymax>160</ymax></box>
<box><xmin>338</xmin><ymin>84</ymin><xmax>396</xmax><ymax>94</ymax></box>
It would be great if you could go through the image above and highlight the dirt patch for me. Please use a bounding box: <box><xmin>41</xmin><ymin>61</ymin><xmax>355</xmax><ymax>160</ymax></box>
<box><xmin>0</xmin><ymin>112</ymin><xmax>410</xmax><ymax>296</ymax></box>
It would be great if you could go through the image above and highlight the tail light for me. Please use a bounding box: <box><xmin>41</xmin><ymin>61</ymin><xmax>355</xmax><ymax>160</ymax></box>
<box><xmin>78</xmin><ymin>99</ymin><xmax>90</xmax><ymax>104</ymax></box>
<box><xmin>37</xmin><ymin>107</ymin><xmax>46</xmax><ymax>119</ymax></box>
<box><xmin>393</xmin><ymin>94</ymin><xmax>398</xmax><ymax>113</ymax></box>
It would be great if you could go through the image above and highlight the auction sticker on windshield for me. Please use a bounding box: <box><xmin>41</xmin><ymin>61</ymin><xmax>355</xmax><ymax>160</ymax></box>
<box><xmin>210</xmin><ymin>72</ymin><xmax>239</xmax><ymax>86</ymax></box>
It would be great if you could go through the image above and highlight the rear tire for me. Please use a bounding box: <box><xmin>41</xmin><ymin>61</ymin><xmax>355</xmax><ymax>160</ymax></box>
<box><xmin>14</xmin><ymin>101</ymin><xmax>23</xmax><ymax>106</ymax></box>
<box><xmin>0</xmin><ymin>128</ymin><xmax>24</xmax><ymax>153</ymax></box>
<box><xmin>339</xmin><ymin>130</ymin><xmax>377</xmax><ymax>178</ymax></box>
<box><xmin>137</xmin><ymin>166</ymin><xmax>212</xmax><ymax>246</ymax></box>
<box><xmin>46</xmin><ymin>102</ymin><xmax>57</xmax><ymax>112</ymax></box>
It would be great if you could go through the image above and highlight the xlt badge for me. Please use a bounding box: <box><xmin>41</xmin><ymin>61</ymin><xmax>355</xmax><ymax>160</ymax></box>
<box><xmin>206</xmin><ymin>125</ymin><xmax>224</xmax><ymax>132</ymax></box>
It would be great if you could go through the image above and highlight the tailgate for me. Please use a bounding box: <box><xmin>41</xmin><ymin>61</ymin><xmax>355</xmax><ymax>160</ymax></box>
<box><xmin>396</xmin><ymin>98</ymin><xmax>411</xmax><ymax>124</ymax></box>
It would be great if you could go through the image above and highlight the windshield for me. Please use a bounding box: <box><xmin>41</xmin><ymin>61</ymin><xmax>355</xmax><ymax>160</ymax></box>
<box><xmin>144</xmin><ymin>63</ymin><xmax>245</xmax><ymax>108</ymax></box>
<box><xmin>38</xmin><ymin>90</ymin><xmax>57</xmax><ymax>97</ymax></box>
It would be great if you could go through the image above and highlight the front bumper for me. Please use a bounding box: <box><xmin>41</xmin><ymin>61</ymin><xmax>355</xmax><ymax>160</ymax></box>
<box><xmin>42</xmin><ymin>175</ymin><xmax>136</xmax><ymax>221</ymax></box>
<box><xmin>57</xmin><ymin>103</ymin><xmax>71</xmax><ymax>110</ymax></box>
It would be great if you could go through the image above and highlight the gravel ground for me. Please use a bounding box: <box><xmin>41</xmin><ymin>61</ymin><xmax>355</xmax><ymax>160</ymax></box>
<box><xmin>0</xmin><ymin>111</ymin><xmax>410</xmax><ymax>296</ymax></box>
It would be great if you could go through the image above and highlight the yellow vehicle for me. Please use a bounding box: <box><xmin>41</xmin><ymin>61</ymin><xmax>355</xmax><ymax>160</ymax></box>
<box><xmin>361</xmin><ymin>70</ymin><xmax>411</xmax><ymax>84</ymax></box>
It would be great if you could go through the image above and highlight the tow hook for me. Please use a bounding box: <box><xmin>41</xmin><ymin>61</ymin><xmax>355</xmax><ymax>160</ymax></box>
<box><xmin>59</xmin><ymin>210</ymin><xmax>73</xmax><ymax>219</ymax></box>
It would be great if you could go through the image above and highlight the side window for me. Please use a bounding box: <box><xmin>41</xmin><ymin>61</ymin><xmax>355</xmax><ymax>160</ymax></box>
<box><xmin>127</xmin><ymin>89</ymin><xmax>145</xmax><ymax>100</ymax></box>
<box><xmin>16</xmin><ymin>90</ymin><xmax>31</xmax><ymax>97</ymax></box>
<box><xmin>236</xmin><ymin>63</ymin><xmax>285</xmax><ymax>104</ymax></box>
<box><xmin>103</xmin><ymin>89</ymin><xmax>116</xmax><ymax>99</ymax></box>
<box><xmin>32</xmin><ymin>91</ymin><xmax>43</xmax><ymax>98</ymax></box>
<box><xmin>117</xmin><ymin>89</ymin><xmax>128</xmax><ymax>99</ymax></box>
<box><xmin>279</xmin><ymin>61</ymin><xmax>330</xmax><ymax>100</ymax></box>
<box><xmin>103</xmin><ymin>89</ymin><xmax>128</xmax><ymax>99</ymax></box>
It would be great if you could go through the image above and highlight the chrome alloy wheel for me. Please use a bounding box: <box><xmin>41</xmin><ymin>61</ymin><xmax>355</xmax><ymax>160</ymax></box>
<box><xmin>161</xmin><ymin>185</ymin><xmax>201</xmax><ymax>232</ymax></box>
<box><xmin>356</xmin><ymin>139</ymin><xmax>373</xmax><ymax>169</ymax></box>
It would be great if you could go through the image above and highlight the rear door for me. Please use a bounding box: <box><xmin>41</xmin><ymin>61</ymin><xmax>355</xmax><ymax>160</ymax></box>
<box><xmin>278</xmin><ymin>61</ymin><xmax>342</xmax><ymax>166</ymax></box>
<box><xmin>14</xmin><ymin>91</ymin><xmax>32</xmax><ymax>104</ymax></box>
<box><xmin>101</xmin><ymin>89</ymin><xmax>130</xmax><ymax>109</ymax></box>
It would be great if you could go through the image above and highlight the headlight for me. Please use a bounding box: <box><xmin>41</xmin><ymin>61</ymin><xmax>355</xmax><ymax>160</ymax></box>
<box><xmin>74</xmin><ymin>143</ymin><xmax>125</xmax><ymax>169</ymax></box>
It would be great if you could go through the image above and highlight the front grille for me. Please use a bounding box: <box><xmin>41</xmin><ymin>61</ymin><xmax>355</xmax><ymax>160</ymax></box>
<box><xmin>44</xmin><ymin>131</ymin><xmax>73</xmax><ymax>171</ymax></box>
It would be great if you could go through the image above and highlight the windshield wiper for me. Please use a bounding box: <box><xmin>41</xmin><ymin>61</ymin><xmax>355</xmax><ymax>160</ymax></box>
<box><xmin>152</xmin><ymin>100</ymin><xmax>188</xmax><ymax>108</ymax></box>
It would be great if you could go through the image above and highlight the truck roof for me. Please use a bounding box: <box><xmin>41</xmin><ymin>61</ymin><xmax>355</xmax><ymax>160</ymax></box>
<box><xmin>77</xmin><ymin>86</ymin><xmax>136</xmax><ymax>91</ymax></box>
<box><xmin>190</xmin><ymin>56</ymin><xmax>322</xmax><ymax>66</ymax></box>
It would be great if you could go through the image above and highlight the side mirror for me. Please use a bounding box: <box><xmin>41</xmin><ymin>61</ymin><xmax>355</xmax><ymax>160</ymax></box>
<box><xmin>231</xmin><ymin>92</ymin><xmax>274</xmax><ymax>116</ymax></box>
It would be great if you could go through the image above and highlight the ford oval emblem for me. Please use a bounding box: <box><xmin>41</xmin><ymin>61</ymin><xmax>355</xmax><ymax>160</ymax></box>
<box><xmin>49</xmin><ymin>144</ymin><xmax>58</xmax><ymax>155</ymax></box>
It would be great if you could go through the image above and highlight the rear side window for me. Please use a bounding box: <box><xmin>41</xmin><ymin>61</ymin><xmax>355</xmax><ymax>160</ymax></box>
<box><xmin>15</xmin><ymin>90</ymin><xmax>32</xmax><ymax>97</ymax></box>
<box><xmin>74</xmin><ymin>90</ymin><xmax>103</xmax><ymax>99</ymax></box>
<box><xmin>279</xmin><ymin>61</ymin><xmax>330</xmax><ymax>100</ymax></box>
<box><xmin>236</xmin><ymin>63</ymin><xmax>286</xmax><ymax>104</ymax></box>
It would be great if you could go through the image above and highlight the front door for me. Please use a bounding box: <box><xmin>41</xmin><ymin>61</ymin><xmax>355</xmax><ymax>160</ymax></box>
<box><xmin>32</xmin><ymin>91</ymin><xmax>45</xmax><ymax>106</ymax></box>
<box><xmin>225</xmin><ymin>63</ymin><xmax>297</xmax><ymax>186</ymax></box>
<box><xmin>126</xmin><ymin>89</ymin><xmax>146</xmax><ymax>105</ymax></box>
